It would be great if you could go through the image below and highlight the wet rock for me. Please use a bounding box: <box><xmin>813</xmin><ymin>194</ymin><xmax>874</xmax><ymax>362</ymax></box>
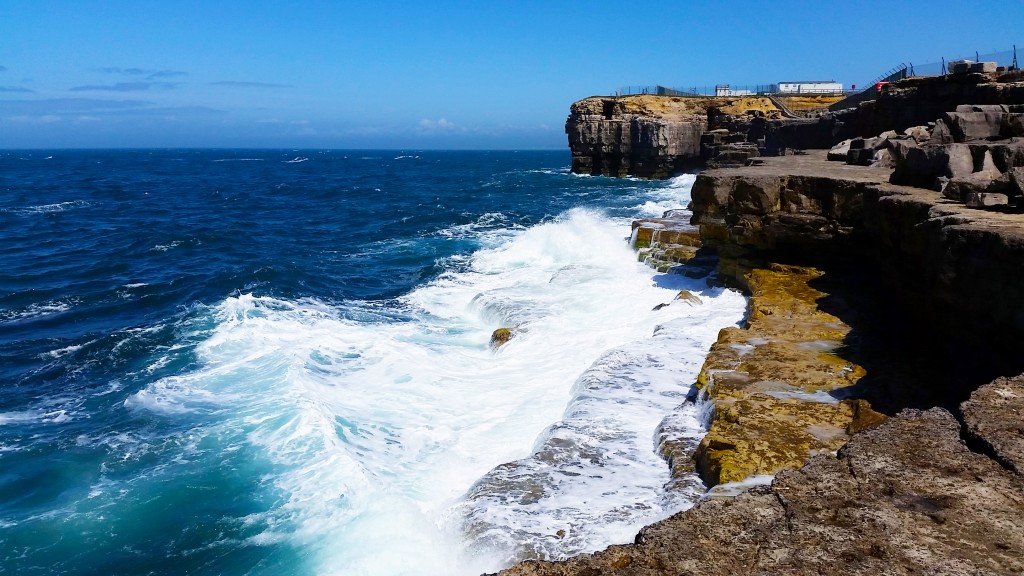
<box><xmin>673</xmin><ymin>290</ymin><xmax>702</xmax><ymax>305</ymax></box>
<box><xmin>632</xmin><ymin>212</ymin><xmax>708</xmax><ymax>275</ymax></box>
<box><xmin>692</xmin><ymin>265</ymin><xmax>868</xmax><ymax>485</ymax></box>
<box><xmin>630</xmin><ymin>219</ymin><xmax>701</xmax><ymax>249</ymax></box>
<box><xmin>490</xmin><ymin>327</ymin><xmax>513</xmax><ymax>348</ymax></box>
<box><xmin>496</xmin><ymin>408</ymin><xmax>1024</xmax><ymax>576</ymax></box>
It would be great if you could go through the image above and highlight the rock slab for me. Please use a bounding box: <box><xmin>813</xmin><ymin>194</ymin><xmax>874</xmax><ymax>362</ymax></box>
<box><xmin>494</xmin><ymin>405</ymin><xmax>1024</xmax><ymax>576</ymax></box>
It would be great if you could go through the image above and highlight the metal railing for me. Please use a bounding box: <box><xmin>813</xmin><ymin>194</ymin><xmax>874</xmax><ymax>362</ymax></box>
<box><xmin>614</xmin><ymin>45</ymin><xmax>1019</xmax><ymax>101</ymax></box>
<box><xmin>866</xmin><ymin>45</ymin><xmax>1018</xmax><ymax>85</ymax></box>
<box><xmin>615</xmin><ymin>84</ymin><xmax>853</xmax><ymax>97</ymax></box>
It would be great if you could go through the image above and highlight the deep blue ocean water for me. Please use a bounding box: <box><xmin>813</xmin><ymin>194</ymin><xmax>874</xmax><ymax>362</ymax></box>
<box><xmin>0</xmin><ymin>150</ymin><xmax>745</xmax><ymax>575</ymax></box>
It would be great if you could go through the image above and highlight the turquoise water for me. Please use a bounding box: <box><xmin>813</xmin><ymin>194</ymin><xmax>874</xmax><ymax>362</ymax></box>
<box><xmin>0</xmin><ymin>150</ymin><xmax>744</xmax><ymax>575</ymax></box>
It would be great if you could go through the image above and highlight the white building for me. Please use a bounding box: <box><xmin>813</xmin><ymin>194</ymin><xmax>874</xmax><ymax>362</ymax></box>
<box><xmin>777</xmin><ymin>80</ymin><xmax>843</xmax><ymax>94</ymax></box>
<box><xmin>715</xmin><ymin>84</ymin><xmax>755</xmax><ymax>97</ymax></box>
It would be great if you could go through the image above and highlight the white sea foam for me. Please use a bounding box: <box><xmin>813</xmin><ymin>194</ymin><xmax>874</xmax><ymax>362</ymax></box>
<box><xmin>0</xmin><ymin>298</ymin><xmax>78</xmax><ymax>324</ymax></box>
<box><xmin>39</xmin><ymin>342</ymin><xmax>87</xmax><ymax>359</ymax></box>
<box><xmin>152</xmin><ymin>241</ymin><xmax>182</xmax><ymax>252</ymax></box>
<box><xmin>703</xmin><ymin>474</ymin><xmax>775</xmax><ymax>498</ymax></box>
<box><xmin>633</xmin><ymin>173</ymin><xmax>697</xmax><ymax>217</ymax></box>
<box><xmin>0</xmin><ymin>409</ymin><xmax>69</xmax><ymax>426</ymax></box>
<box><xmin>125</xmin><ymin>201</ymin><xmax>745</xmax><ymax>574</ymax></box>
<box><xmin>2</xmin><ymin>200</ymin><xmax>90</xmax><ymax>215</ymax></box>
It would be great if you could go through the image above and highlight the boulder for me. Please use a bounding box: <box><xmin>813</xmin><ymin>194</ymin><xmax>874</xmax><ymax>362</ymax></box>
<box><xmin>875</xmin><ymin>130</ymin><xmax>898</xmax><ymax>144</ymax></box>
<box><xmin>849</xmin><ymin>137</ymin><xmax>872</xmax><ymax>150</ymax></box>
<box><xmin>989</xmin><ymin>138</ymin><xmax>1024</xmax><ymax>171</ymax></box>
<box><xmin>955</xmin><ymin>104</ymin><xmax>1009</xmax><ymax>113</ymax></box>
<box><xmin>1004</xmin><ymin>114</ymin><xmax>1024</xmax><ymax>138</ymax></box>
<box><xmin>827</xmin><ymin>139</ymin><xmax>852</xmax><ymax>162</ymax></box>
<box><xmin>929</xmin><ymin>118</ymin><xmax>954</xmax><ymax>145</ymax></box>
<box><xmin>847</xmin><ymin>147</ymin><xmax>875</xmax><ymax>165</ymax></box>
<box><xmin>903</xmin><ymin>125</ymin><xmax>932</xmax><ymax>143</ymax></box>
<box><xmin>970</xmin><ymin>61</ymin><xmax>998</xmax><ymax>73</ymax></box>
<box><xmin>870</xmin><ymin>148</ymin><xmax>893</xmax><ymax>168</ymax></box>
<box><xmin>942</xmin><ymin>111</ymin><xmax>1004</xmax><ymax>142</ymax></box>
<box><xmin>490</xmin><ymin>327</ymin><xmax>513</xmax><ymax>348</ymax></box>
<box><xmin>964</xmin><ymin>192</ymin><xmax>1009</xmax><ymax>208</ymax></box>
<box><xmin>674</xmin><ymin>290</ymin><xmax>702</xmax><ymax>305</ymax></box>
<box><xmin>949</xmin><ymin>59</ymin><xmax>972</xmax><ymax>74</ymax></box>
<box><xmin>974</xmin><ymin>148</ymin><xmax>1002</xmax><ymax>177</ymax></box>
<box><xmin>1009</xmin><ymin>167</ymin><xmax>1024</xmax><ymax>197</ymax></box>
<box><xmin>942</xmin><ymin>143</ymin><xmax>976</xmax><ymax>179</ymax></box>
<box><xmin>944</xmin><ymin>171</ymin><xmax>1003</xmax><ymax>202</ymax></box>
<box><xmin>961</xmin><ymin>374</ymin><xmax>1024</xmax><ymax>475</ymax></box>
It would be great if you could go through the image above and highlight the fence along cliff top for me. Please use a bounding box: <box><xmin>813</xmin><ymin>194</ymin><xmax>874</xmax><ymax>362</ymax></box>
<box><xmin>618</xmin><ymin>45</ymin><xmax>1020</xmax><ymax>100</ymax></box>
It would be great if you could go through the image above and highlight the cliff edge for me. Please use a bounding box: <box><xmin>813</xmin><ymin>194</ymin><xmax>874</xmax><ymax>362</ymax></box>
<box><xmin>496</xmin><ymin>72</ymin><xmax>1024</xmax><ymax>574</ymax></box>
<box><xmin>565</xmin><ymin>95</ymin><xmax>782</xmax><ymax>178</ymax></box>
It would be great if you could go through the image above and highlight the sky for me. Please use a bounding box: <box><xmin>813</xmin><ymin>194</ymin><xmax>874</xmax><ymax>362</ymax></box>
<box><xmin>1</xmin><ymin>0</ymin><xmax>1022</xmax><ymax>149</ymax></box>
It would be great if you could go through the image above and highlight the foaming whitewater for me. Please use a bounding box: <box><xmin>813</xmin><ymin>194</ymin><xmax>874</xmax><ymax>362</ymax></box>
<box><xmin>0</xmin><ymin>151</ymin><xmax>744</xmax><ymax>575</ymax></box>
<box><xmin>123</xmin><ymin>203</ymin><xmax>743</xmax><ymax>574</ymax></box>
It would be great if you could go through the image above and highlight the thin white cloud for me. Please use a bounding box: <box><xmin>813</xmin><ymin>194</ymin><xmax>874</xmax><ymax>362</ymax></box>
<box><xmin>99</xmin><ymin>67</ymin><xmax>188</xmax><ymax>80</ymax></box>
<box><xmin>210</xmin><ymin>81</ymin><xmax>293</xmax><ymax>88</ymax></box>
<box><xmin>417</xmin><ymin>117</ymin><xmax>462</xmax><ymax>133</ymax></box>
<box><xmin>70</xmin><ymin>82</ymin><xmax>179</xmax><ymax>92</ymax></box>
<box><xmin>0</xmin><ymin>98</ymin><xmax>151</xmax><ymax>114</ymax></box>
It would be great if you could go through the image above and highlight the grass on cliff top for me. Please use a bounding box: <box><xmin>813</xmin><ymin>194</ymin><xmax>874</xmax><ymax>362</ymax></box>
<box><xmin>577</xmin><ymin>93</ymin><xmax>846</xmax><ymax>118</ymax></box>
<box><xmin>776</xmin><ymin>94</ymin><xmax>846</xmax><ymax>110</ymax></box>
<box><xmin>578</xmin><ymin>94</ymin><xmax>781</xmax><ymax>119</ymax></box>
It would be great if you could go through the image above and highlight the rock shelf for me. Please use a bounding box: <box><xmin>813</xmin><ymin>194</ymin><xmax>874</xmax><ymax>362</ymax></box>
<box><xmin>495</xmin><ymin>149</ymin><xmax>1024</xmax><ymax>576</ymax></box>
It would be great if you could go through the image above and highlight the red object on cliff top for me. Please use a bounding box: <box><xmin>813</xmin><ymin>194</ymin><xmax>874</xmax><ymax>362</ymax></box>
<box><xmin>875</xmin><ymin>81</ymin><xmax>890</xmax><ymax>92</ymax></box>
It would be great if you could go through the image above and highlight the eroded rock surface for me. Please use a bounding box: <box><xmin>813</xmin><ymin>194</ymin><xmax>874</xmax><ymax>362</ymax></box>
<box><xmin>962</xmin><ymin>374</ymin><xmax>1024</xmax><ymax>475</ymax></box>
<box><xmin>494</xmin><ymin>408</ymin><xmax>1024</xmax><ymax>576</ymax></box>
<box><xmin>566</xmin><ymin>95</ymin><xmax>786</xmax><ymax>178</ymax></box>
<box><xmin>693</xmin><ymin>264</ymin><xmax>876</xmax><ymax>486</ymax></box>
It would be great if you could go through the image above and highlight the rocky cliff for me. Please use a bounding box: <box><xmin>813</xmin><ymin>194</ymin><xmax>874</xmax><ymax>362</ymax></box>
<box><xmin>496</xmin><ymin>149</ymin><xmax>1024</xmax><ymax>576</ymax></box>
<box><xmin>497</xmin><ymin>387</ymin><xmax>1024</xmax><ymax>576</ymax></box>
<box><xmin>496</xmin><ymin>72</ymin><xmax>1024</xmax><ymax>575</ymax></box>
<box><xmin>565</xmin><ymin>95</ymin><xmax>783</xmax><ymax>178</ymax></box>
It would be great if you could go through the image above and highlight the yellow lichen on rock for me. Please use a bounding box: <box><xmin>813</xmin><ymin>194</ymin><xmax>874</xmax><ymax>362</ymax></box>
<box><xmin>490</xmin><ymin>327</ymin><xmax>513</xmax><ymax>348</ymax></box>
<box><xmin>775</xmin><ymin>94</ymin><xmax>846</xmax><ymax>111</ymax></box>
<box><xmin>694</xmin><ymin>264</ymin><xmax>885</xmax><ymax>486</ymax></box>
<box><xmin>573</xmin><ymin>94</ymin><xmax>781</xmax><ymax>121</ymax></box>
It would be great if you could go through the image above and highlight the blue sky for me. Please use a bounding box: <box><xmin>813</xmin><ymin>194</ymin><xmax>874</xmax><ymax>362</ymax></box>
<box><xmin>1</xmin><ymin>0</ymin><xmax>1021</xmax><ymax>149</ymax></box>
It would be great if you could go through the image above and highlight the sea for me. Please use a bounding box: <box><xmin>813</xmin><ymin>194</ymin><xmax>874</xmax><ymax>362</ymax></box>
<box><xmin>0</xmin><ymin>149</ymin><xmax>746</xmax><ymax>575</ymax></box>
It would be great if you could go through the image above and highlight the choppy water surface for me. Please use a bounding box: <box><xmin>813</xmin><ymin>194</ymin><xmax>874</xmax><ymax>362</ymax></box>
<box><xmin>0</xmin><ymin>150</ymin><xmax>744</xmax><ymax>575</ymax></box>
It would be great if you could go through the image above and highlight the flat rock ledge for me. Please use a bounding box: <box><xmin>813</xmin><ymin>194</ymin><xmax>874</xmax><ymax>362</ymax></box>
<box><xmin>693</xmin><ymin>263</ymin><xmax>884</xmax><ymax>486</ymax></box>
<box><xmin>495</xmin><ymin>150</ymin><xmax>1024</xmax><ymax>575</ymax></box>
<box><xmin>494</xmin><ymin>383</ymin><xmax>1024</xmax><ymax>575</ymax></box>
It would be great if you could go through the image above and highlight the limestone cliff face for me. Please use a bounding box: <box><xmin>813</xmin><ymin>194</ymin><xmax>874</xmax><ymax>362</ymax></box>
<box><xmin>566</xmin><ymin>95</ymin><xmax>781</xmax><ymax>178</ymax></box>
<box><xmin>566</xmin><ymin>96</ymin><xmax>706</xmax><ymax>178</ymax></box>
<box><xmin>690</xmin><ymin>151</ymin><xmax>1024</xmax><ymax>360</ymax></box>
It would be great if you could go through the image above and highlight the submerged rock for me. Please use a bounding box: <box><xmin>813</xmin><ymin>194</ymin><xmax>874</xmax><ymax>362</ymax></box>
<box><xmin>490</xmin><ymin>327</ymin><xmax>513</xmax><ymax>348</ymax></box>
<box><xmin>673</xmin><ymin>290</ymin><xmax>702</xmax><ymax>306</ymax></box>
